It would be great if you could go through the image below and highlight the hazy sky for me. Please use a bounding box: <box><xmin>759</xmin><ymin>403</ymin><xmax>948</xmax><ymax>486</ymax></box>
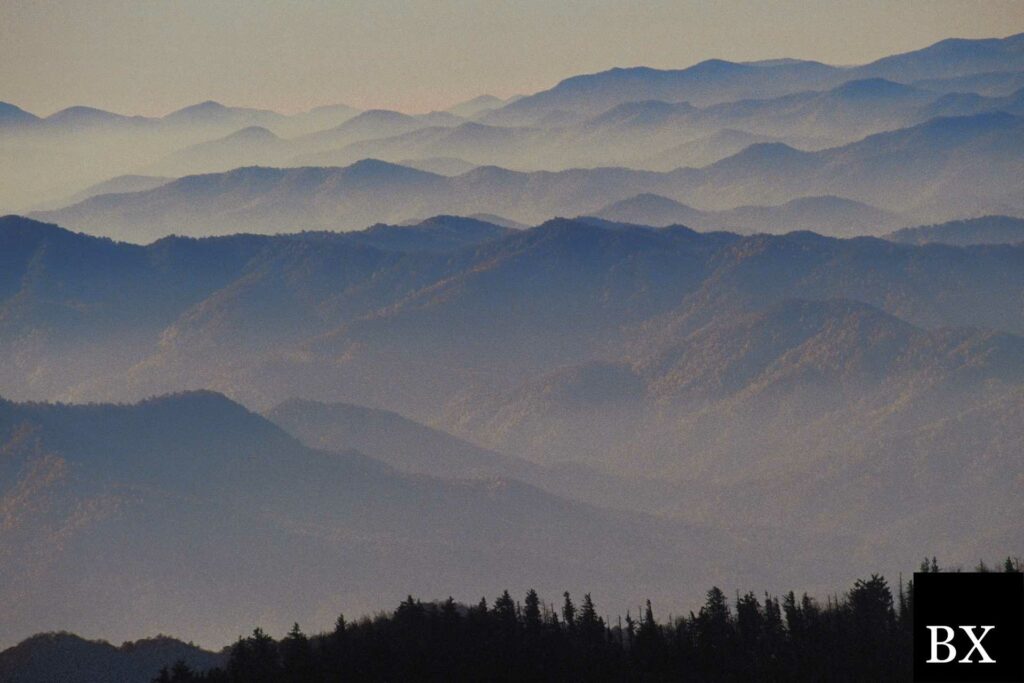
<box><xmin>2</xmin><ymin>0</ymin><xmax>1023</xmax><ymax>116</ymax></box>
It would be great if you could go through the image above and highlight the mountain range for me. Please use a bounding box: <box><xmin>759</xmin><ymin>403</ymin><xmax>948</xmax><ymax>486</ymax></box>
<box><xmin>0</xmin><ymin>99</ymin><xmax>359</xmax><ymax>137</ymax></box>
<box><xmin>590</xmin><ymin>193</ymin><xmax>904</xmax><ymax>236</ymax></box>
<box><xmin>2</xmin><ymin>31</ymin><xmax>1024</xmax><ymax>658</ymax></box>
<box><xmin>4</xmin><ymin>212</ymin><xmax>1022</xmax><ymax>404</ymax></box>
<box><xmin>29</xmin><ymin>111</ymin><xmax>1024</xmax><ymax>240</ymax></box>
<box><xmin>112</xmin><ymin>79</ymin><xmax>1024</xmax><ymax>178</ymax></box>
<box><xmin>0</xmin><ymin>99</ymin><xmax>361</xmax><ymax>211</ymax></box>
<box><xmin>884</xmin><ymin>214</ymin><xmax>1024</xmax><ymax>245</ymax></box>
<box><xmin>0</xmin><ymin>633</ymin><xmax>223</xmax><ymax>683</ymax></box>
<box><xmin>483</xmin><ymin>32</ymin><xmax>1024</xmax><ymax>125</ymax></box>
<box><xmin>4</xmin><ymin>32</ymin><xmax>1023</xmax><ymax>221</ymax></box>
<box><xmin>0</xmin><ymin>215</ymin><xmax>1020</xmax><ymax>606</ymax></box>
<box><xmin>0</xmin><ymin>388</ymin><xmax>738</xmax><ymax>649</ymax></box>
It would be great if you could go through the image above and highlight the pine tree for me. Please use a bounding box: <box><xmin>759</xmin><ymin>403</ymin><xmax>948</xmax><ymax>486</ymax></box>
<box><xmin>524</xmin><ymin>589</ymin><xmax>542</xmax><ymax>634</ymax></box>
<box><xmin>494</xmin><ymin>590</ymin><xmax>517</xmax><ymax>630</ymax></box>
<box><xmin>578</xmin><ymin>593</ymin><xmax>603</xmax><ymax>641</ymax></box>
<box><xmin>280</xmin><ymin>623</ymin><xmax>312</xmax><ymax>683</ymax></box>
<box><xmin>561</xmin><ymin>591</ymin><xmax>576</xmax><ymax>630</ymax></box>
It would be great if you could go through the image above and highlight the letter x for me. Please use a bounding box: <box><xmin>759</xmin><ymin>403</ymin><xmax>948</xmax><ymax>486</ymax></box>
<box><xmin>959</xmin><ymin>625</ymin><xmax>996</xmax><ymax>664</ymax></box>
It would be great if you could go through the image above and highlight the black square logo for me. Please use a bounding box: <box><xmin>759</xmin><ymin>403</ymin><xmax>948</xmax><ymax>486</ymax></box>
<box><xmin>914</xmin><ymin>572</ymin><xmax>1024</xmax><ymax>682</ymax></box>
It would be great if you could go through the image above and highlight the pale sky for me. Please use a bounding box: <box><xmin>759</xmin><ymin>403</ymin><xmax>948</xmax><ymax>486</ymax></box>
<box><xmin>2</xmin><ymin>0</ymin><xmax>1023</xmax><ymax>117</ymax></box>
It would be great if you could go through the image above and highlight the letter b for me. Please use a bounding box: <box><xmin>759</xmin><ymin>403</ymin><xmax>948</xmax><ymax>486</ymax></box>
<box><xmin>927</xmin><ymin>625</ymin><xmax>957</xmax><ymax>664</ymax></box>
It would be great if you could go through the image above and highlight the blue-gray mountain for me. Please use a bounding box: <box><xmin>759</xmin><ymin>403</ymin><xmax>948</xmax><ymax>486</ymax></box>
<box><xmin>0</xmin><ymin>633</ymin><xmax>223</xmax><ymax>683</ymax></box>
<box><xmin>4</xmin><ymin>33</ymin><xmax>1022</xmax><ymax>219</ymax></box>
<box><xmin>29</xmin><ymin>112</ymin><xmax>1024</xmax><ymax>240</ymax></box>
<box><xmin>97</xmin><ymin>79</ymin><xmax>1024</xmax><ymax>177</ymax></box>
<box><xmin>590</xmin><ymin>193</ymin><xmax>903</xmax><ymax>236</ymax></box>
<box><xmin>2</xmin><ymin>31</ymin><xmax>1023</xmax><ymax>661</ymax></box>
<box><xmin>884</xmin><ymin>215</ymin><xmax>1024</xmax><ymax>245</ymax></box>
<box><xmin>0</xmin><ymin>389</ymin><xmax>734</xmax><ymax>650</ymax></box>
<box><xmin>0</xmin><ymin>215</ymin><xmax>1020</xmax><ymax>630</ymax></box>
<box><xmin>483</xmin><ymin>32</ymin><xmax>1024</xmax><ymax>124</ymax></box>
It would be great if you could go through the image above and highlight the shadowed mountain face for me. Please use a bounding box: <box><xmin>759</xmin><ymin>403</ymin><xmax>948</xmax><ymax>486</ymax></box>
<box><xmin>266</xmin><ymin>398</ymin><xmax>534</xmax><ymax>480</ymax></box>
<box><xmin>591</xmin><ymin>193</ymin><xmax>904</xmax><ymax>236</ymax></box>
<box><xmin>0</xmin><ymin>210</ymin><xmax>1022</xmax><ymax>648</ymax></box>
<box><xmin>0</xmin><ymin>102</ymin><xmax>40</xmax><ymax>128</ymax></box>
<box><xmin>1</xmin><ymin>217</ymin><xmax>1021</xmax><ymax>576</ymax></box>
<box><xmin>0</xmin><ymin>390</ymin><xmax>738</xmax><ymax>650</ymax></box>
<box><xmin>263</xmin><ymin>397</ymin><xmax>684</xmax><ymax>518</ymax></box>
<box><xmin>885</xmin><ymin>215</ymin><xmax>1024</xmax><ymax>245</ymax></box>
<box><xmin>912</xmin><ymin>69</ymin><xmax>1024</xmax><ymax>97</ymax></box>
<box><xmin>3</xmin><ymin>214</ymin><xmax>1023</xmax><ymax>407</ymax></box>
<box><xmin>350</xmin><ymin>215</ymin><xmax>515</xmax><ymax>252</ymax></box>
<box><xmin>440</xmin><ymin>296</ymin><xmax>1024</xmax><ymax>590</ymax></box>
<box><xmin>0</xmin><ymin>633</ymin><xmax>224</xmax><ymax>683</ymax></box>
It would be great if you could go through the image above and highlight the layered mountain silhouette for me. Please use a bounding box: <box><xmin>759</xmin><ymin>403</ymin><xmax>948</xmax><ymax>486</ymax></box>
<box><xmin>0</xmin><ymin>633</ymin><xmax>223</xmax><ymax>683</ymax></box>
<box><xmin>591</xmin><ymin>193</ymin><xmax>903</xmax><ymax>235</ymax></box>
<box><xmin>4</xmin><ymin>213</ymin><xmax>1022</xmax><ymax>404</ymax></box>
<box><xmin>885</xmin><ymin>215</ymin><xmax>1024</xmax><ymax>245</ymax></box>
<box><xmin>146</xmin><ymin>126</ymin><xmax>294</xmax><ymax>176</ymax></box>
<box><xmin>1</xmin><ymin>209</ymin><xmax>1022</xmax><ymax>649</ymax></box>
<box><xmin>3</xmin><ymin>212</ymin><xmax>1021</xmax><ymax>649</ymax></box>
<box><xmin>0</xmin><ymin>99</ymin><xmax>360</xmax><ymax>211</ymax></box>
<box><xmin>0</xmin><ymin>389</ymin><xmax>735</xmax><ymax>649</ymax></box>
<box><xmin>2</xmin><ymin>31</ymin><xmax>1024</xmax><ymax>660</ymax></box>
<box><xmin>264</xmin><ymin>397</ymin><xmax>681</xmax><ymax>516</ymax></box>
<box><xmin>0</xmin><ymin>99</ymin><xmax>356</xmax><ymax>136</ymax></box>
<box><xmin>250</xmin><ymin>80</ymin><xmax>1024</xmax><ymax>174</ymax></box>
<box><xmin>28</xmin><ymin>175</ymin><xmax>172</xmax><ymax>212</ymax></box>
<box><xmin>446</xmin><ymin>93</ymin><xmax>519</xmax><ymax>118</ymax></box>
<box><xmin>29</xmin><ymin>111</ymin><xmax>1024</xmax><ymax>239</ymax></box>
<box><xmin>292</xmin><ymin>109</ymin><xmax>465</xmax><ymax>155</ymax></box>
<box><xmin>5</xmin><ymin>33</ymin><xmax>1022</xmax><ymax>213</ymax></box>
<box><xmin>483</xmin><ymin>33</ymin><xmax>1024</xmax><ymax>125</ymax></box>
<box><xmin>0</xmin><ymin>102</ymin><xmax>41</xmax><ymax>128</ymax></box>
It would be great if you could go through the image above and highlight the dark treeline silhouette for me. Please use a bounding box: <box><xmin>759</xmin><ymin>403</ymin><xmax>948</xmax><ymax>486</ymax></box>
<box><xmin>155</xmin><ymin>557</ymin><xmax>1021</xmax><ymax>682</ymax></box>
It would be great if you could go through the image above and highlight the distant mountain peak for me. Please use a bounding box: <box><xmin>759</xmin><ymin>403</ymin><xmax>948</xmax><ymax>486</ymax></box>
<box><xmin>691</xmin><ymin>58</ymin><xmax>747</xmax><ymax>72</ymax></box>
<box><xmin>185</xmin><ymin>100</ymin><xmax>227</xmax><ymax>112</ymax></box>
<box><xmin>914</xmin><ymin>110</ymin><xmax>1021</xmax><ymax>136</ymax></box>
<box><xmin>345</xmin><ymin>157</ymin><xmax>428</xmax><ymax>175</ymax></box>
<box><xmin>447</xmin><ymin>94</ymin><xmax>506</xmax><ymax>117</ymax></box>
<box><xmin>350</xmin><ymin>109</ymin><xmax>417</xmax><ymax>123</ymax></box>
<box><xmin>45</xmin><ymin>105</ymin><xmax>130</xmax><ymax>124</ymax></box>
<box><xmin>0</xmin><ymin>101</ymin><xmax>40</xmax><ymax>124</ymax></box>
<box><xmin>163</xmin><ymin>100</ymin><xmax>276</xmax><ymax>124</ymax></box>
<box><xmin>601</xmin><ymin>193</ymin><xmax>697</xmax><ymax>213</ymax></box>
<box><xmin>710</xmin><ymin>141</ymin><xmax>808</xmax><ymax>169</ymax></box>
<box><xmin>531</xmin><ymin>216</ymin><xmax>609</xmax><ymax>240</ymax></box>
<box><xmin>885</xmin><ymin>215</ymin><xmax>1024</xmax><ymax>245</ymax></box>
<box><xmin>630</xmin><ymin>192</ymin><xmax>687</xmax><ymax>204</ymax></box>
<box><xmin>137</xmin><ymin>388</ymin><xmax>243</xmax><ymax>412</ymax></box>
<box><xmin>221</xmin><ymin>125</ymin><xmax>280</xmax><ymax>141</ymax></box>
<box><xmin>830</xmin><ymin>77</ymin><xmax>920</xmax><ymax>97</ymax></box>
<box><xmin>781</xmin><ymin>195</ymin><xmax>870</xmax><ymax>209</ymax></box>
<box><xmin>0</xmin><ymin>214</ymin><xmax>73</xmax><ymax>241</ymax></box>
<box><xmin>163</xmin><ymin>100</ymin><xmax>230</xmax><ymax>122</ymax></box>
<box><xmin>455</xmin><ymin>164</ymin><xmax>527</xmax><ymax>182</ymax></box>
